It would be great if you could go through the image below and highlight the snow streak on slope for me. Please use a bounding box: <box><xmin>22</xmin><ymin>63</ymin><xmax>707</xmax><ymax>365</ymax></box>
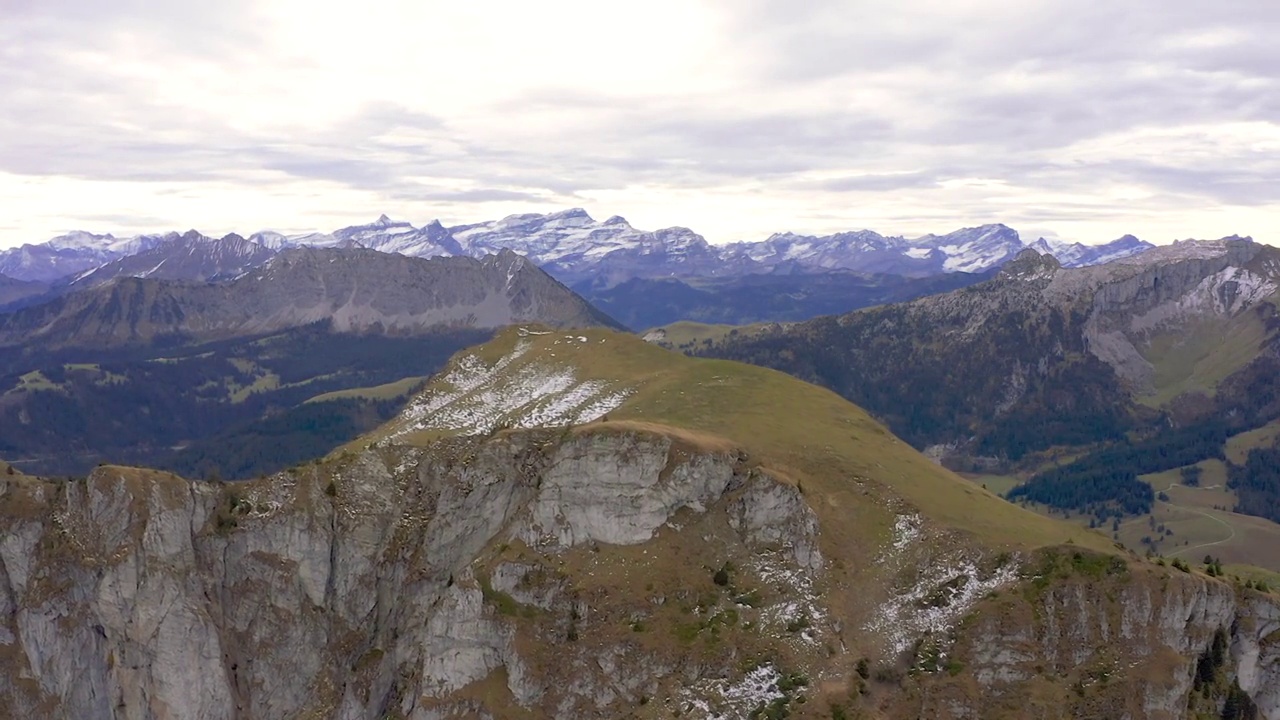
<box><xmin>865</xmin><ymin>514</ymin><xmax>1021</xmax><ymax>654</ymax></box>
<box><xmin>1179</xmin><ymin>266</ymin><xmax>1278</xmax><ymax>316</ymax></box>
<box><xmin>390</xmin><ymin>330</ymin><xmax>632</xmax><ymax>439</ymax></box>
<box><xmin>676</xmin><ymin>665</ymin><xmax>786</xmax><ymax>720</ymax></box>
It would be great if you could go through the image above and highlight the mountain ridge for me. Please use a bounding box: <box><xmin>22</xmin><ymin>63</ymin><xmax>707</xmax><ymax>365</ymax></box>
<box><xmin>702</xmin><ymin>237</ymin><xmax>1280</xmax><ymax>466</ymax></box>
<box><xmin>0</xmin><ymin>247</ymin><xmax>620</xmax><ymax>348</ymax></box>
<box><xmin>1</xmin><ymin>209</ymin><xmax>1159</xmax><ymax>285</ymax></box>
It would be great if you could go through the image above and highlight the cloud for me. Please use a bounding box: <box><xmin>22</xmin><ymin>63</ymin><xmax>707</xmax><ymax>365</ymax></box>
<box><xmin>1</xmin><ymin>0</ymin><xmax>1279</xmax><ymax>247</ymax></box>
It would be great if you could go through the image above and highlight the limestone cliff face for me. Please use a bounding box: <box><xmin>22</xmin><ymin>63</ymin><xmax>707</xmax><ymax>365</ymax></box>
<box><xmin>0</xmin><ymin>429</ymin><xmax>819</xmax><ymax>719</ymax></box>
<box><xmin>1073</xmin><ymin>239</ymin><xmax>1276</xmax><ymax>393</ymax></box>
<box><xmin>909</xmin><ymin>560</ymin><xmax>1280</xmax><ymax>720</ymax></box>
<box><xmin>3</xmin><ymin>428</ymin><xmax>1280</xmax><ymax>719</ymax></box>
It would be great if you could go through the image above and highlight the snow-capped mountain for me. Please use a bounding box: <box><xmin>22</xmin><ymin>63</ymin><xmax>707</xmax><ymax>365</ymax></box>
<box><xmin>2</xmin><ymin>209</ymin><xmax>1162</xmax><ymax>287</ymax></box>
<box><xmin>1030</xmin><ymin>234</ymin><xmax>1156</xmax><ymax>267</ymax></box>
<box><xmin>65</xmin><ymin>231</ymin><xmax>278</xmax><ymax>290</ymax></box>
<box><xmin>249</xmin><ymin>215</ymin><xmax>463</xmax><ymax>257</ymax></box>
<box><xmin>448</xmin><ymin>208</ymin><xmax>725</xmax><ymax>283</ymax></box>
<box><xmin>0</xmin><ymin>231</ymin><xmax>169</xmax><ymax>282</ymax></box>
<box><xmin>722</xmin><ymin>223</ymin><xmax>1026</xmax><ymax>276</ymax></box>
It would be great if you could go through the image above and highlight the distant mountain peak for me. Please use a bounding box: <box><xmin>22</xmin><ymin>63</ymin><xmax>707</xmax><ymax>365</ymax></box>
<box><xmin>1000</xmin><ymin>247</ymin><xmax>1061</xmax><ymax>280</ymax></box>
<box><xmin>375</xmin><ymin>214</ymin><xmax>395</xmax><ymax>227</ymax></box>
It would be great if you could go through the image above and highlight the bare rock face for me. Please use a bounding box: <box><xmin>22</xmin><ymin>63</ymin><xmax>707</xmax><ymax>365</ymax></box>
<box><xmin>0</xmin><ymin>428</ymin><xmax>820</xmax><ymax>718</ymax></box>
<box><xmin>914</xmin><ymin>559</ymin><xmax>1280</xmax><ymax>720</ymax></box>
<box><xmin>1075</xmin><ymin>238</ymin><xmax>1276</xmax><ymax>392</ymax></box>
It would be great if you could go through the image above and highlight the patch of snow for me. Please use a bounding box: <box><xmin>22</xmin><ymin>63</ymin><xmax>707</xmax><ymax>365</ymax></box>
<box><xmin>676</xmin><ymin>664</ymin><xmax>785</xmax><ymax>720</ymax></box>
<box><xmin>138</xmin><ymin>258</ymin><xmax>167</xmax><ymax>277</ymax></box>
<box><xmin>865</xmin><ymin>513</ymin><xmax>1020</xmax><ymax>655</ymax></box>
<box><xmin>891</xmin><ymin>514</ymin><xmax>921</xmax><ymax>551</ymax></box>
<box><xmin>389</xmin><ymin>339</ymin><xmax>631</xmax><ymax>439</ymax></box>
<box><xmin>749</xmin><ymin>552</ymin><xmax>827</xmax><ymax>646</ymax></box>
<box><xmin>1179</xmin><ymin>265</ymin><xmax>1277</xmax><ymax>315</ymax></box>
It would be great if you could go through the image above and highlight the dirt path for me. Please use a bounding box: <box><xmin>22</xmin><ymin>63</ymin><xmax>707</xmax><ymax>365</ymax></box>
<box><xmin>1142</xmin><ymin>480</ymin><xmax>1237</xmax><ymax>558</ymax></box>
<box><xmin>1156</xmin><ymin>480</ymin><xmax>1223</xmax><ymax>493</ymax></box>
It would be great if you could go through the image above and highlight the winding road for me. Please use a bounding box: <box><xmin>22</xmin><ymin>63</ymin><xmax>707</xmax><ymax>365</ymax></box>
<box><xmin>1151</xmin><ymin>481</ymin><xmax>1238</xmax><ymax>558</ymax></box>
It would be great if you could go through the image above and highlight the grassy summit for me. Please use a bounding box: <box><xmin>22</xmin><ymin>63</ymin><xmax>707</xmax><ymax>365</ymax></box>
<box><xmin>373</xmin><ymin>325</ymin><xmax>1113</xmax><ymax>554</ymax></box>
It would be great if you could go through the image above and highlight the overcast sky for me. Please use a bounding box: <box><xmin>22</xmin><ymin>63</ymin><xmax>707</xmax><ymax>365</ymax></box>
<box><xmin>2</xmin><ymin>0</ymin><xmax>1278</xmax><ymax>248</ymax></box>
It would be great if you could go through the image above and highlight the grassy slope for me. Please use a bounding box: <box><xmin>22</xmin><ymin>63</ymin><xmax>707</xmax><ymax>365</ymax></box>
<box><xmin>305</xmin><ymin>376</ymin><xmax>429</xmax><ymax>404</ymax></box>
<box><xmin>644</xmin><ymin>321</ymin><xmax>767</xmax><ymax>348</ymax></box>
<box><xmin>1139</xmin><ymin>312</ymin><xmax>1271</xmax><ymax>407</ymax></box>
<box><xmin>959</xmin><ymin>452</ymin><xmax>1280</xmax><ymax>573</ymax></box>
<box><xmin>1226</xmin><ymin>420</ymin><xmax>1280</xmax><ymax>464</ymax></box>
<box><xmin>378</xmin><ymin>326</ymin><xmax>1113</xmax><ymax>554</ymax></box>
<box><xmin>1137</xmin><ymin>283</ymin><xmax>1279</xmax><ymax>408</ymax></box>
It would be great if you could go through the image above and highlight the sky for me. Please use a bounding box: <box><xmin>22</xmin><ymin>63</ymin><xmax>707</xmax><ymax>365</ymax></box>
<box><xmin>2</xmin><ymin>0</ymin><xmax>1278</xmax><ymax>248</ymax></box>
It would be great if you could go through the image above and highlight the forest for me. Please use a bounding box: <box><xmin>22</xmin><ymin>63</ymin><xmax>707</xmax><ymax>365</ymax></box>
<box><xmin>0</xmin><ymin>322</ymin><xmax>490</xmax><ymax>477</ymax></box>
<box><xmin>1228</xmin><ymin>441</ymin><xmax>1280</xmax><ymax>523</ymax></box>
<box><xmin>702</xmin><ymin>290</ymin><xmax>1137</xmax><ymax>461</ymax></box>
<box><xmin>576</xmin><ymin>269</ymin><xmax>991</xmax><ymax>329</ymax></box>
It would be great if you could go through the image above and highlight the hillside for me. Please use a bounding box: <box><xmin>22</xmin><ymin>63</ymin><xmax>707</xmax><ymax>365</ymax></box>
<box><xmin>0</xmin><ymin>247</ymin><xmax>619</xmax><ymax>348</ymax></box>
<box><xmin>3</xmin><ymin>327</ymin><xmax>1278</xmax><ymax>718</ymax></box>
<box><xmin>371</xmin><ymin>326</ymin><xmax>1106</xmax><ymax>552</ymax></box>
<box><xmin>0</xmin><ymin>273</ymin><xmax>47</xmax><ymax>310</ymax></box>
<box><xmin>0</xmin><ymin>323</ymin><xmax>495</xmax><ymax>478</ymax></box>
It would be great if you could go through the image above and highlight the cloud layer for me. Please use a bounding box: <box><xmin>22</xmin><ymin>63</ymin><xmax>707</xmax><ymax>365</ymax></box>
<box><xmin>2</xmin><ymin>0</ymin><xmax>1278</xmax><ymax>246</ymax></box>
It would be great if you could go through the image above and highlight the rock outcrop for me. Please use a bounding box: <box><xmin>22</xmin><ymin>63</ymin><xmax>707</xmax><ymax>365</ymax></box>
<box><xmin>916</xmin><ymin>559</ymin><xmax>1280</xmax><ymax>719</ymax></box>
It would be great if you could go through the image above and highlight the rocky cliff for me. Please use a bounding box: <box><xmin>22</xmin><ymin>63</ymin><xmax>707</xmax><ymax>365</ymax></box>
<box><xmin>2</xmin><ymin>423</ymin><xmax>1278</xmax><ymax>719</ymax></box>
<box><xmin>915</xmin><ymin>557</ymin><xmax>1280</xmax><ymax>719</ymax></box>
<box><xmin>0</xmin><ymin>428</ymin><xmax>822</xmax><ymax>718</ymax></box>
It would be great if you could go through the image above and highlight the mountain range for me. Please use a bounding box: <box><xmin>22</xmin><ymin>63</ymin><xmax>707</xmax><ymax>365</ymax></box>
<box><xmin>1</xmin><ymin>209</ymin><xmax>1155</xmax><ymax>288</ymax></box>
<box><xmin>706</xmin><ymin>236</ymin><xmax>1279</xmax><ymax>459</ymax></box>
